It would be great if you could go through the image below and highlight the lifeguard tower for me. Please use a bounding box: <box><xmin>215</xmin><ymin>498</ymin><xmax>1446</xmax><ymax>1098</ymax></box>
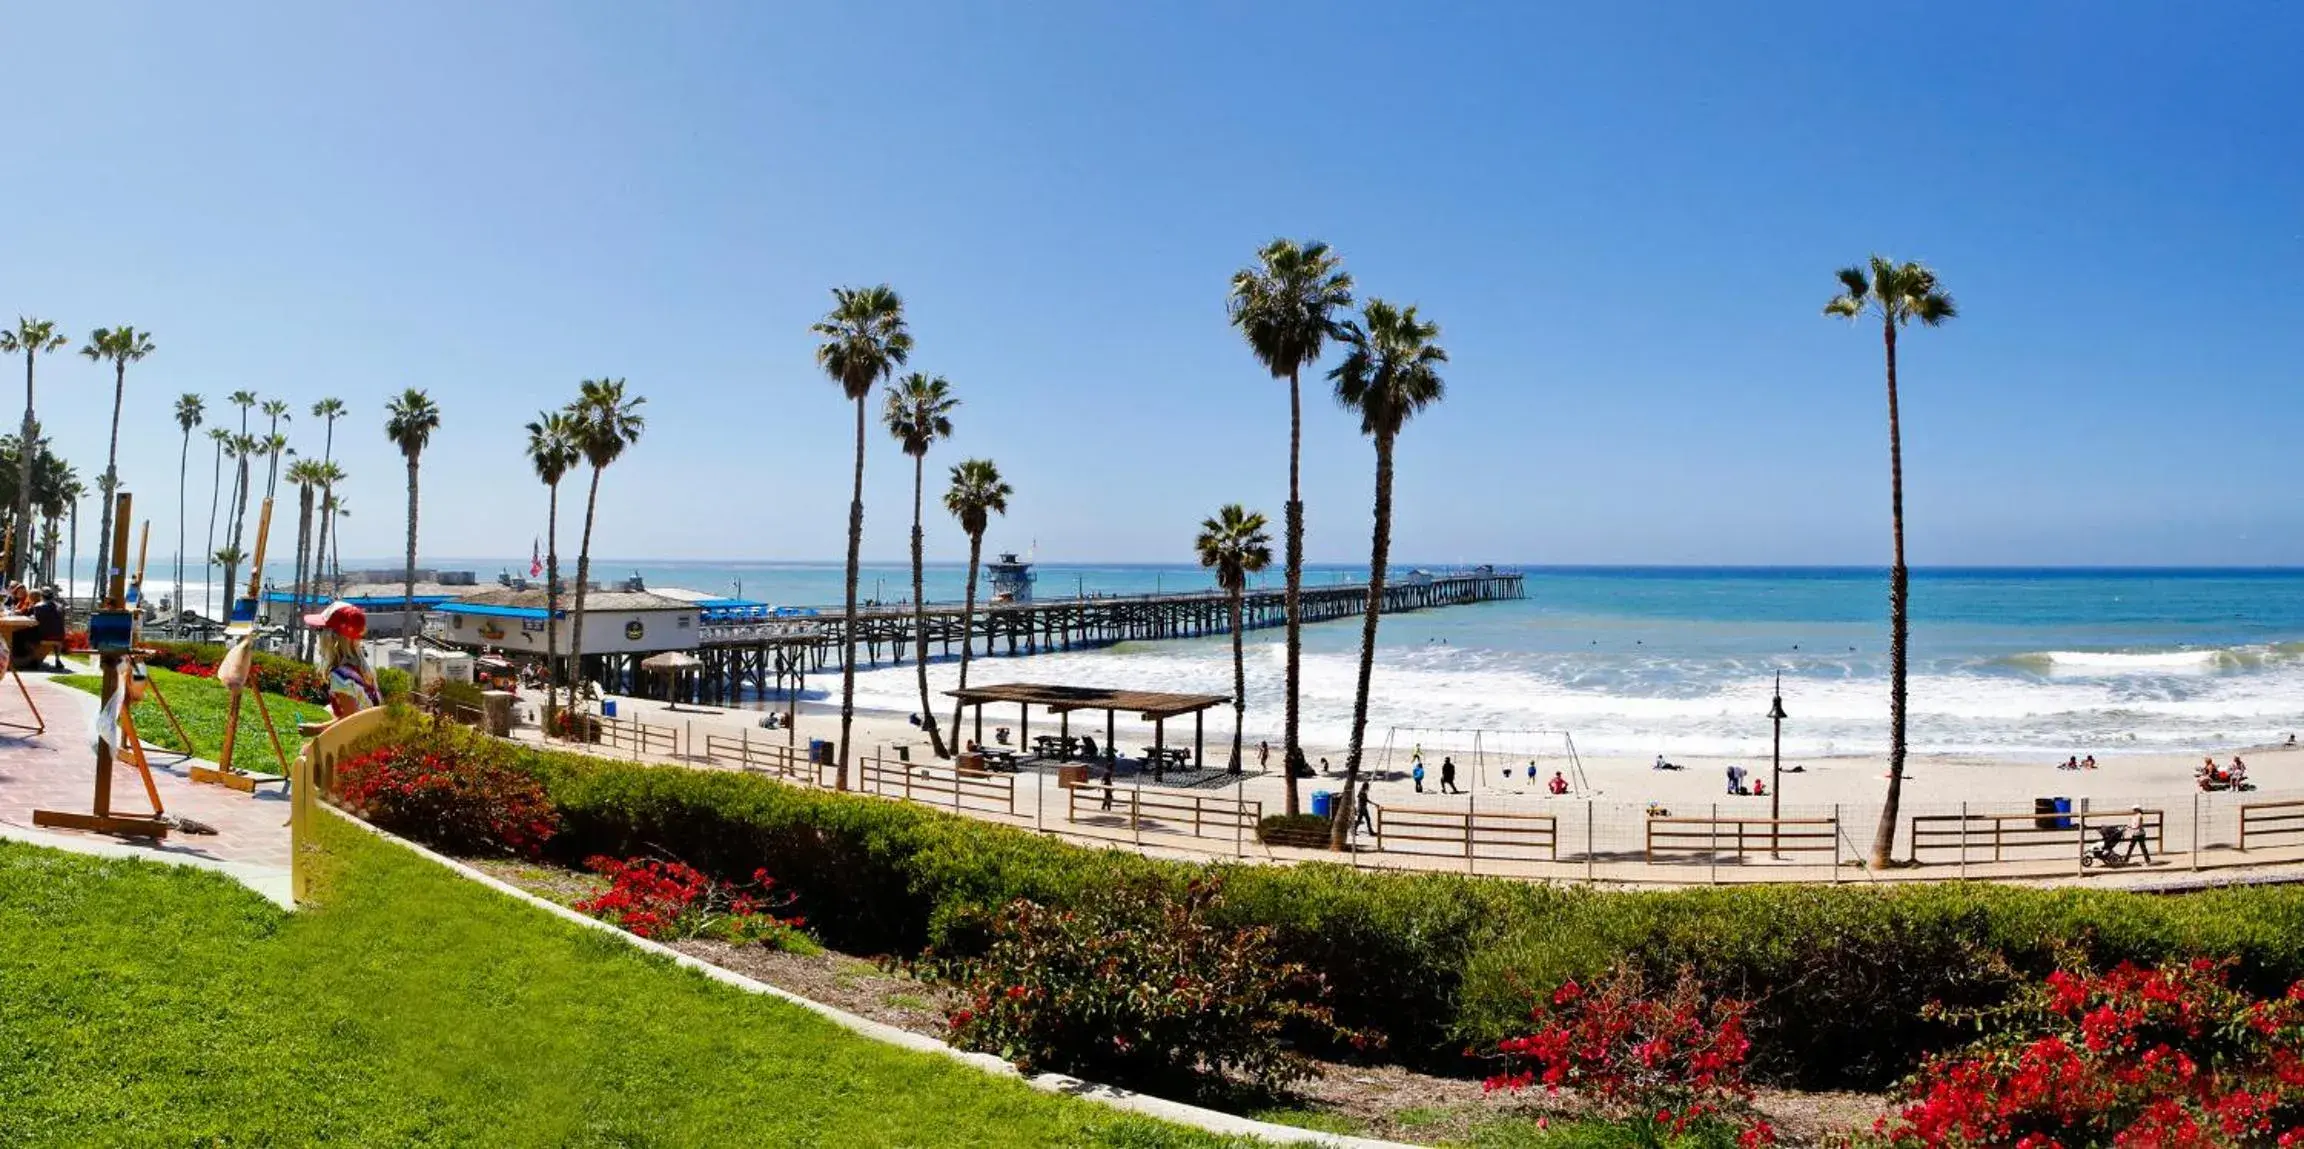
<box><xmin>987</xmin><ymin>552</ymin><xmax>1035</xmax><ymax>604</ymax></box>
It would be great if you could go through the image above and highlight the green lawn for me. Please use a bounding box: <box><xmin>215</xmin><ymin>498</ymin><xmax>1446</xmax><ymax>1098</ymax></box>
<box><xmin>57</xmin><ymin>667</ymin><xmax>332</xmax><ymax>776</ymax></box>
<box><xmin>0</xmin><ymin>815</ymin><xmax>1249</xmax><ymax>1147</ymax></box>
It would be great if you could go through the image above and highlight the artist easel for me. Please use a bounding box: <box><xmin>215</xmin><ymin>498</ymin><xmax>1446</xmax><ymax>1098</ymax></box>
<box><xmin>32</xmin><ymin>492</ymin><xmax>171</xmax><ymax>839</ymax></box>
<box><xmin>0</xmin><ymin>518</ymin><xmax>47</xmax><ymax>735</ymax></box>
<box><xmin>190</xmin><ymin>498</ymin><xmax>292</xmax><ymax>792</ymax></box>
<box><xmin>114</xmin><ymin>519</ymin><xmax>195</xmax><ymax>758</ymax></box>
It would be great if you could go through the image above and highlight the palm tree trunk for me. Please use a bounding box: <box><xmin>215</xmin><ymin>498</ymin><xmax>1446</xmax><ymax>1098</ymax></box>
<box><xmin>1282</xmin><ymin>364</ymin><xmax>1305</xmax><ymax>816</ymax></box>
<box><xmin>570</xmin><ymin>468</ymin><xmax>601</xmax><ymax>715</ymax></box>
<box><xmin>403</xmin><ymin>455</ymin><xmax>420</xmax><ymax>649</ymax></box>
<box><xmin>176</xmin><ymin>429</ymin><xmax>189</xmax><ymax>633</ymax></box>
<box><xmin>1333</xmin><ymin>431</ymin><xmax>1396</xmax><ymax>851</ymax></box>
<box><xmin>93</xmin><ymin>363</ymin><xmax>127</xmax><ymax>590</ymax></box>
<box><xmin>292</xmin><ymin>485</ymin><xmax>313</xmax><ymax>656</ymax></box>
<box><xmin>909</xmin><ymin>454</ymin><xmax>946</xmax><ymax>757</ymax></box>
<box><xmin>67</xmin><ymin>501</ymin><xmax>77</xmax><ymax>605</ymax></box>
<box><xmin>543</xmin><ymin>482</ymin><xmax>560</xmax><ymax>732</ymax></box>
<box><xmin>13</xmin><ymin>353</ymin><xmax>35</xmax><ymax>585</ymax></box>
<box><xmin>1871</xmin><ymin>322</ymin><xmax>1909</xmax><ymax>869</ymax></box>
<box><xmin>836</xmin><ymin>393</ymin><xmax>867</xmax><ymax>791</ymax></box>
<box><xmin>949</xmin><ymin>533</ymin><xmax>982</xmax><ymax>747</ymax></box>
<box><xmin>204</xmin><ymin>437</ymin><xmax>222</xmax><ymax>623</ymax></box>
<box><xmin>307</xmin><ymin>490</ymin><xmax>331</xmax><ymax>659</ymax></box>
<box><xmin>1229</xmin><ymin>587</ymin><xmax>1246</xmax><ymax>773</ymax></box>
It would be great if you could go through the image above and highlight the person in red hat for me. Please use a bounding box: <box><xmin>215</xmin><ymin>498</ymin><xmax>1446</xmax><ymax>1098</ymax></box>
<box><xmin>305</xmin><ymin>601</ymin><xmax>381</xmax><ymax>719</ymax></box>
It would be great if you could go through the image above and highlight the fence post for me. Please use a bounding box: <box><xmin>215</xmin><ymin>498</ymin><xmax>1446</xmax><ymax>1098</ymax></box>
<box><xmin>2192</xmin><ymin>792</ymin><xmax>2201</xmax><ymax>871</ymax></box>
<box><xmin>1831</xmin><ymin>804</ymin><xmax>1842</xmax><ymax>884</ymax></box>
<box><xmin>1585</xmin><ymin>799</ymin><xmax>1595</xmax><ymax>883</ymax></box>
<box><xmin>1132</xmin><ymin>787</ymin><xmax>1142</xmax><ymax>848</ymax></box>
<box><xmin>686</xmin><ymin>720</ymin><xmax>693</xmax><ymax>761</ymax></box>
<box><xmin>1036</xmin><ymin>769</ymin><xmax>1045</xmax><ymax>834</ymax></box>
<box><xmin>2077</xmin><ymin>811</ymin><xmax>2088</xmax><ymax>877</ymax></box>
<box><xmin>1958</xmin><ymin>802</ymin><xmax>1968</xmax><ymax>880</ymax></box>
<box><xmin>1709</xmin><ymin>803</ymin><xmax>1719</xmax><ymax>885</ymax></box>
<box><xmin>1466</xmin><ymin>790</ymin><xmax>1475</xmax><ymax>876</ymax></box>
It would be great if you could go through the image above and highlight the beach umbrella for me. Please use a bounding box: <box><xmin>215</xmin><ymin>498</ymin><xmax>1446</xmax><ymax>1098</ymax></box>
<box><xmin>642</xmin><ymin>650</ymin><xmax>703</xmax><ymax>709</ymax></box>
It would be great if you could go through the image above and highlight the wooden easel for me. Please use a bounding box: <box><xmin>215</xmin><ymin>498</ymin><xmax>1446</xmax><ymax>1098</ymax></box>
<box><xmin>191</xmin><ymin>498</ymin><xmax>291</xmax><ymax>792</ymax></box>
<box><xmin>111</xmin><ymin>519</ymin><xmax>195</xmax><ymax>757</ymax></box>
<box><xmin>32</xmin><ymin>492</ymin><xmax>171</xmax><ymax>839</ymax></box>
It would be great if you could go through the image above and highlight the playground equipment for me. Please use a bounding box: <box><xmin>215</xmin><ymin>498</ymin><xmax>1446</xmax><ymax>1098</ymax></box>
<box><xmin>1375</xmin><ymin>725</ymin><xmax>1590</xmax><ymax>794</ymax></box>
<box><xmin>30</xmin><ymin>493</ymin><xmax>181</xmax><ymax>839</ymax></box>
<box><xmin>190</xmin><ymin>497</ymin><xmax>292</xmax><ymax>792</ymax></box>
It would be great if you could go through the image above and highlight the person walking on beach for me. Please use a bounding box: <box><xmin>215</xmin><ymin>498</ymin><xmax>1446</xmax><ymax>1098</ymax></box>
<box><xmin>1259</xmin><ymin>740</ymin><xmax>1270</xmax><ymax>771</ymax></box>
<box><xmin>1354</xmin><ymin>780</ymin><xmax>1375</xmax><ymax>838</ymax></box>
<box><xmin>1412</xmin><ymin>759</ymin><xmax>1425</xmax><ymax>792</ymax></box>
<box><xmin>1440</xmin><ymin>755</ymin><xmax>1461</xmax><ymax>794</ymax></box>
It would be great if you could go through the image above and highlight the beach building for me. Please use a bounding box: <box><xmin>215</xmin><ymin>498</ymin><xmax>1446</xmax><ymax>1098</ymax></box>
<box><xmin>261</xmin><ymin>569</ymin><xmax>480</xmax><ymax>640</ymax></box>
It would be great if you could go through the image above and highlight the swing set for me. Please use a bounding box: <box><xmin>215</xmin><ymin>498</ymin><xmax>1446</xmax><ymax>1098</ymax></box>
<box><xmin>1376</xmin><ymin>725</ymin><xmax>1591</xmax><ymax>794</ymax></box>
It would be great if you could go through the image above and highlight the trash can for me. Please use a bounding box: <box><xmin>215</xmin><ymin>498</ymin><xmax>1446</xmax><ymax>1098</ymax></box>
<box><xmin>602</xmin><ymin>699</ymin><xmax>618</xmax><ymax>718</ymax></box>
<box><xmin>1311</xmin><ymin>790</ymin><xmax>1334</xmax><ymax>819</ymax></box>
<box><xmin>2034</xmin><ymin>797</ymin><xmax>2058</xmax><ymax>831</ymax></box>
<box><xmin>896</xmin><ymin>745</ymin><xmax>911</xmax><ymax>763</ymax></box>
<box><xmin>809</xmin><ymin>739</ymin><xmax>833</xmax><ymax>766</ymax></box>
<box><xmin>2053</xmin><ymin>796</ymin><xmax>2074</xmax><ymax>831</ymax></box>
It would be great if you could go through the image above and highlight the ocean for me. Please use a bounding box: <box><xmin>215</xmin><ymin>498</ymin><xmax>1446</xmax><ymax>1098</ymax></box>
<box><xmin>147</xmin><ymin>560</ymin><xmax>2304</xmax><ymax>760</ymax></box>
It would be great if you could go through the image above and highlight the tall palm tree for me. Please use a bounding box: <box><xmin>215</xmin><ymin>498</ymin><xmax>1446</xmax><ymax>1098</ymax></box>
<box><xmin>0</xmin><ymin>318</ymin><xmax>67</xmax><ymax>584</ymax></box>
<box><xmin>942</xmin><ymin>458</ymin><xmax>1010</xmax><ymax>744</ymax></box>
<box><xmin>1196</xmin><ymin>504</ymin><xmax>1272</xmax><ymax>774</ymax></box>
<box><xmin>224</xmin><ymin>390</ymin><xmax>257</xmax><ymax>561</ymax></box>
<box><xmin>328</xmin><ymin>496</ymin><xmax>348</xmax><ymax>593</ymax></box>
<box><xmin>172</xmin><ymin>394</ymin><xmax>204</xmax><ymax>628</ymax></box>
<box><xmin>524</xmin><ymin>410</ymin><xmax>582</xmax><ymax>727</ymax></box>
<box><xmin>1825</xmin><ymin>255</ymin><xmax>1957</xmax><ymax>869</ymax></box>
<box><xmin>883</xmin><ymin>372</ymin><xmax>958</xmax><ymax>757</ymax></box>
<box><xmin>298</xmin><ymin>462</ymin><xmax>345</xmax><ymax>659</ymax></box>
<box><xmin>1329</xmin><ymin>298</ymin><xmax>1447</xmax><ymax>850</ymax></box>
<box><xmin>309</xmin><ymin>398</ymin><xmax>345</xmax><ymax>614</ymax></box>
<box><xmin>203</xmin><ymin>426</ymin><xmax>230</xmax><ymax>620</ymax></box>
<box><xmin>80</xmin><ymin>326</ymin><xmax>156</xmax><ymax>584</ymax></box>
<box><xmin>1227</xmin><ymin>239</ymin><xmax>1353</xmax><ymax>816</ymax></box>
<box><xmin>260</xmin><ymin>399</ymin><xmax>291</xmax><ymax>501</ymax></box>
<box><xmin>285</xmin><ymin>458</ymin><xmax>328</xmax><ymax>648</ymax></box>
<box><xmin>64</xmin><ymin>478</ymin><xmax>84</xmax><ymax>602</ymax></box>
<box><xmin>565</xmin><ymin>379</ymin><xmax>645</xmax><ymax>706</ymax></box>
<box><xmin>812</xmin><ymin>285</ymin><xmax>912</xmax><ymax>790</ymax></box>
<box><xmin>383</xmin><ymin>389</ymin><xmax>441</xmax><ymax>648</ymax></box>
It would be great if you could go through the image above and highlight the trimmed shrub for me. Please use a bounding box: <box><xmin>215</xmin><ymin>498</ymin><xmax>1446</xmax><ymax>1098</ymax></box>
<box><xmin>572</xmin><ymin>855</ymin><xmax>809</xmax><ymax>950</ymax></box>
<box><xmin>944</xmin><ymin>876</ymin><xmax>1369</xmax><ymax>1092</ymax></box>
<box><xmin>341</xmin><ymin>709</ymin><xmax>2304</xmax><ymax>1089</ymax></box>
<box><xmin>332</xmin><ymin>722</ymin><xmax>558</xmax><ymax>857</ymax></box>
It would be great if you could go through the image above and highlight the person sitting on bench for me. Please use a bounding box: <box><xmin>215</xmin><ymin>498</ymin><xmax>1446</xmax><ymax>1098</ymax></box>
<box><xmin>29</xmin><ymin>588</ymin><xmax>65</xmax><ymax>670</ymax></box>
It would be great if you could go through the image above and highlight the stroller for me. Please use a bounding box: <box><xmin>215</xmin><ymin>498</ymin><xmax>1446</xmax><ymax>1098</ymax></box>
<box><xmin>2082</xmin><ymin>824</ymin><xmax>2140</xmax><ymax>868</ymax></box>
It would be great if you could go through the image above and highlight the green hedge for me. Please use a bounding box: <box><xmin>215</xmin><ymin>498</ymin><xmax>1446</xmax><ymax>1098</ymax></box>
<box><xmin>351</xmin><ymin>710</ymin><xmax>2304</xmax><ymax>1090</ymax></box>
<box><xmin>140</xmin><ymin>639</ymin><xmax>412</xmax><ymax>703</ymax></box>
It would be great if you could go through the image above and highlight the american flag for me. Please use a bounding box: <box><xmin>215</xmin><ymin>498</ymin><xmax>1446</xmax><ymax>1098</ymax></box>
<box><xmin>530</xmin><ymin>538</ymin><xmax>543</xmax><ymax>578</ymax></box>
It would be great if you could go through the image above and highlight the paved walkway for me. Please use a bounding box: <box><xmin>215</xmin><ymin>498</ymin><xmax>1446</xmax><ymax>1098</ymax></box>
<box><xmin>0</xmin><ymin>669</ymin><xmax>292</xmax><ymax>907</ymax></box>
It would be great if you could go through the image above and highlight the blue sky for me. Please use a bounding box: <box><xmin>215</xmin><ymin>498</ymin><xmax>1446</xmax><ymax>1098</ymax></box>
<box><xmin>1</xmin><ymin>2</ymin><xmax>2297</xmax><ymax>569</ymax></box>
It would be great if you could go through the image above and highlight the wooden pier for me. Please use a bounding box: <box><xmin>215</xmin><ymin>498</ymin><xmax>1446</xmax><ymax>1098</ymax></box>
<box><xmin>668</xmin><ymin>568</ymin><xmax>1523</xmax><ymax>706</ymax></box>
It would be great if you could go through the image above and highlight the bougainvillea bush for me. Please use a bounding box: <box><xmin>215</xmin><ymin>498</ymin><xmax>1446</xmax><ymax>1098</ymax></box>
<box><xmin>943</xmin><ymin>876</ymin><xmax>1370</xmax><ymax>1092</ymax></box>
<box><xmin>1486</xmin><ymin>966</ymin><xmax>1774</xmax><ymax>1148</ymax></box>
<box><xmin>331</xmin><ymin>728</ymin><xmax>558</xmax><ymax>857</ymax></box>
<box><xmin>572</xmin><ymin>855</ymin><xmax>811</xmax><ymax>951</ymax></box>
<box><xmin>1869</xmin><ymin>958</ymin><xmax>2304</xmax><ymax>1148</ymax></box>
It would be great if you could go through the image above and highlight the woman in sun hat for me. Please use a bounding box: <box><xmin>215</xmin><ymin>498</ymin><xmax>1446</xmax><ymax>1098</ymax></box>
<box><xmin>305</xmin><ymin>600</ymin><xmax>381</xmax><ymax>719</ymax></box>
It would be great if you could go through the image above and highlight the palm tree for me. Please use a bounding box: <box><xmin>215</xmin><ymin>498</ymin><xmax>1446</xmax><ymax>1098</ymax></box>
<box><xmin>524</xmin><ymin>410</ymin><xmax>582</xmax><ymax>727</ymax></box>
<box><xmin>172</xmin><ymin>394</ymin><xmax>204</xmax><ymax>628</ymax></box>
<box><xmin>260</xmin><ymin>399</ymin><xmax>291</xmax><ymax>501</ymax></box>
<box><xmin>1195</xmin><ymin>504</ymin><xmax>1273</xmax><ymax>774</ymax></box>
<box><xmin>1825</xmin><ymin>255</ymin><xmax>1957</xmax><ymax>869</ymax></box>
<box><xmin>224</xmin><ymin>390</ymin><xmax>257</xmax><ymax>561</ymax></box>
<box><xmin>297</xmin><ymin>462</ymin><xmax>345</xmax><ymax>659</ymax></box>
<box><xmin>64</xmin><ymin>478</ymin><xmax>84</xmax><ymax>602</ymax></box>
<box><xmin>1329</xmin><ymin>298</ymin><xmax>1447</xmax><ymax>850</ymax></box>
<box><xmin>1227</xmin><ymin>239</ymin><xmax>1353</xmax><ymax>816</ymax></box>
<box><xmin>285</xmin><ymin>458</ymin><xmax>328</xmax><ymax>648</ymax></box>
<box><xmin>328</xmin><ymin>496</ymin><xmax>348</xmax><ymax>594</ymax></box>
<box><xmin>80</xmin><ymin>326</ymin><xmax>156</xmax><ymax>582</ymax></box>
<box><xmin>883</xmin><ymin>372</ymin><xmax>958</xmax><ymax>757</ymax></box>
<box><xmin>203</xmin><ymin>426</ymin><xmax>230</xmax><ymax>620</ymax></box>
<box><xmin>565</xmin><ymin>379</ymin><xmax>645</xmax><ymax>707</ymax></box>
<box><xmin>812</xmin><ymin>285</ymin><xmax>912</xmax><ymax>790</ymax></box>
<box><xmin>942</xmin><ymin>459</ymin><xmax>1010</xmax><ymax>744</ymax></box>
<box><xmin>383</xmin><ymin>389</ymin><xmax>441</xmax><ymax>648</ymax></box>
<box><xmin>0</xmin><ymin>318</ymin><xmax>67</xmax><ymax>584</ymax></box>
<box><xmin>309</xmin><ymin>398</ymin><xmax>346</xmax><ymax>622</ymax></box>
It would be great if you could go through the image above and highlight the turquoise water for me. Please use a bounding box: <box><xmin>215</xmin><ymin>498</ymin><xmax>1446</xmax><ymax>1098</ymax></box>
<box><xmin>262</xmin><ymin>560</ymin><xmax>2304</xmax><ymax>757</ymax></box>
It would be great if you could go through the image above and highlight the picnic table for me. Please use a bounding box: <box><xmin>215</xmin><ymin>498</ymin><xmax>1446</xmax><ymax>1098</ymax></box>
<box><xmin>1032</xmin><ymin>734</ymin><xmax>1083</xmax><ymax>761</ymax></box>
<box><xmin>1140</xmin><ymin>746</ymin><xmax>1191</xmax><ymax>768</ymax></box>
<box><xmin>978</xmin><ymin>747</ymin><xmax>1020</xmax><ymax>770</ymax></box>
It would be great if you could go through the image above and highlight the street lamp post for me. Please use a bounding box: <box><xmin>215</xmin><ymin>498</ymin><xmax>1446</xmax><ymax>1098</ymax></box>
<box><xmin>1768</xmin><ymin>673</ymin><xmax>1788</xmax><ymax>858</ymax></box>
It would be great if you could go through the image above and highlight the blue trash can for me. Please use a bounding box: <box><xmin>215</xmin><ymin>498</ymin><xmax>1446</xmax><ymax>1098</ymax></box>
<box><xmin>1311</xmin><ymin>790</ymin><xmax>1334</xmax><ymax>819</ymax></box>
<box><xmin>2053</xmin><ymin>796</ymin><xmax>2074</xmax><ymax>830</ymax></box>
<box><xmin>602</xmin><ymin>699</ymin><xmax>618</xmax><ymax>718</ymax></box>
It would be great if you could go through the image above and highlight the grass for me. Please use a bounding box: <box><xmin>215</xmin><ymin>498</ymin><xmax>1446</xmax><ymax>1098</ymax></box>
<box><xmin>56</xmin><ymin>666</ymin><xmax>332</xmax><ymax>776</ymax></box>
<box><xmin>0</xmin><ymin>815</ymin><xmax>1251</xmax><ymax>1147</ymax></box>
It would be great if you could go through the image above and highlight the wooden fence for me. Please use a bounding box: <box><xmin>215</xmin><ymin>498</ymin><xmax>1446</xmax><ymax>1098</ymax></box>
<box><xmin>1910</xmin><ymin>806</ymin><xmax>2163</xmax><ymax>864</ymax></box>
<box><xmin>1644</xmin><ymin>814</ymin><xmax>1839</xmax><ymax>863</ymax></box>
<box><xmin>2240</xmin><ymin>800</ymin><xmax>2304</xmax><ymax>851</ymax></box>
<box><xmin>1371</xmin><ymin>805</ymin><xmax>1558</xmax><ymax>860</ymax></box>
<box><xmin>858</xmin><ymin>756</ymin><xmax>1016</xmax><ymax>816</ymax></box>
<box><xmin>1064</xmin><ymin>781</ymin><xmax>1261</xmax><ymax>836</ymax></box>
<box><xmin>598</xmin><ymin>714</ymin><xmax>678</xmax><ymax>758</ymax></box>
<box><xmin>702</xmin><ymin>732</ymin><xmax>816</xmax><ymax>782</ymax></box>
